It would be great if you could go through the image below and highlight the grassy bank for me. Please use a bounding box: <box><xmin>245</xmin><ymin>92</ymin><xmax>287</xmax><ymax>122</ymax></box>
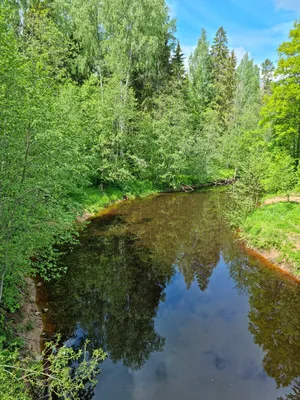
<box><xmin>240</xmin><ymin>201</ymin><xmax>300</xmax><ymax>275</ymax></box>
<box><xmin>73</xmin><ymin>182</ymin><xmax>159</xmax><ymax>214</ymax></box>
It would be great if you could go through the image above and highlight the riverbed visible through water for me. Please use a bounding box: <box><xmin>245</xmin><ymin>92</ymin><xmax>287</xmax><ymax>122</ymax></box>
<box><xmin>44</xmin><ymin>190</ymin><xmax>300</xmax><ymax>400</ymax></box>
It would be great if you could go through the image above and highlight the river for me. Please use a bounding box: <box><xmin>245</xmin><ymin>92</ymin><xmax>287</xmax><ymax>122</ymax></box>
<box><xmin>44</xmin><ymin>190</ymin><xmax>300</xmax><ymax>400</ymax></box>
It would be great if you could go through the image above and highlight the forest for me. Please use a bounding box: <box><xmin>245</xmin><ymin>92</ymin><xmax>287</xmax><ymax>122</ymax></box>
<box><xmin>0</xmin><ymin>0</ymin><xmax>300</xmax><ymax>398</ymax></box>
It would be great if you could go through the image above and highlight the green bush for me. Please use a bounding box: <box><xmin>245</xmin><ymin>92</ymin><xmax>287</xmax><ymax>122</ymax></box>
<box><xmin>0</xmin><ymin>338</ymin><xmax>107</xmax><ymax>400</ymax></box>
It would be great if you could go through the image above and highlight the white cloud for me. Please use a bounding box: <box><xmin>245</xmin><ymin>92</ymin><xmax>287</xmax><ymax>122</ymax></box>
<box><xmin>230</xmin><ymin>21</ymin><xmax>292</xmax><ymax>49</ymax></box>
<box><xmin>228</xmin><ymin>21</ymin><xmax>294</xmax><ymax>64</ymax></box>
<box><xmin>274</xmin><ymin>0</ymin><xmax>300</xmax><ymax>13</ymax></box>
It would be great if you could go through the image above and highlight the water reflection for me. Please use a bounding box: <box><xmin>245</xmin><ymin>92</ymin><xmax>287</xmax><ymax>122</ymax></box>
<box><xmin>110</xmin><ymin>192</ymin><xmax>228</xmax><ymax>292</ymax></box>
<box><xmin>278</xmin><ymin>380</ymin><xmax>300</xmax><ymax>399</ymax></box>
<box><xmin>228</xmin><ymin>255</ymin><xmax>300</xmax><ymax>388</ymax></box>
<box><xmin>48</xmin><ymin>224</ymin><xmax>173</xmax><ymax>370</ymax></box>
<box><xmin>45</xmin><ymin>191</ymin><xmax>300</xmax><ymax>399</ymax></box>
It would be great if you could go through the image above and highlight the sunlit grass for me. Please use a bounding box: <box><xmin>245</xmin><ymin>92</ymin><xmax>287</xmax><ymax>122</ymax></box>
<box><xmin>72</xmin><ymin>181</ymin><xmax>158</xmax><ymax>214</ymax></box>
<box><xmin>241</xmin><ymin>202</ymin><xmax>300</xmax><ymax>273</ymax></box>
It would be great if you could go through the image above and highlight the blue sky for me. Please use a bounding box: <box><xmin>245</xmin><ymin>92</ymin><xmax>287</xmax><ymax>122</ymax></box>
<box><xmin>167</xmin><ymin>0</ymin><xmax>300</xmax><ymax>66</ymax></box>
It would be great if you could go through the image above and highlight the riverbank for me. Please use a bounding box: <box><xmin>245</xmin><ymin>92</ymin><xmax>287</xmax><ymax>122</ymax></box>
<box><xmin>75</xmin><ymin>184</ymin><xmax>158</xmax><ymax>221</ymax></box>
<box><xmin>76</xmin><ymin>185</ymin><xmax>159</xmax><ymax>223</ymax></box>
<box><xmin>13</xmin><ymin>278</ymin><xmax>43</xmax><ymax>357</ymax></box>
<box><xmin>240</xmin><ymin>200</ymin><xmax>300</xmax><ymax>279</ymax></box>
<box><xmin>75</xmin><ymin>180</ymin><xmax>233</xmax><ymax>222</ymax></box>
<box><xmin>20</xmin><ymin>185</ymin><xmax>300</xmax><ymax>355</ymax></box>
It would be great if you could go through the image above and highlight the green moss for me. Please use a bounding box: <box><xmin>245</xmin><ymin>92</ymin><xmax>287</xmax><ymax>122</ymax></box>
<box><xmin>241</xmin><ymin>202</ymin><xmax>300</xmax><ymax>274</ymax></box>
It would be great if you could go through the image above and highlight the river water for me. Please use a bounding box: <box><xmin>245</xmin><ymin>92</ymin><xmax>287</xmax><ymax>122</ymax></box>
<box><xmin>45</xmin><ymin>190</ymin><xmax>300</xmax><ymax>400</ymax></box>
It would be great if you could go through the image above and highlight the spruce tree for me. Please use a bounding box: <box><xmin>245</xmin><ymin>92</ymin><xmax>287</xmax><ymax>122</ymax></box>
<box><xmin>236</xmin><ymin>53</ymin><xmax>260</xmax><ymax>113</ymax></box>
<box><xmin>210</xmin><ymin>27</ymin><xmax>236</xmax><ymax>130</ymax></box>
<box><xmin>171</xmin><ymin>41</ymin><xmax>186</xmax><ymax>87</ymax></box>
<box><xmin>227</xmin><ymin>49</ymin><xmax>237</xmax><ymax>108</ymax></box>
<box><xmin>261</xmin><ymin>58</ymin><xmax>275</xmax><ymax>96</ymax></box>
<box><xmin>189</xmin><ymin>29</ymin><xmax>213</xmax><ymax>115</ymax></box>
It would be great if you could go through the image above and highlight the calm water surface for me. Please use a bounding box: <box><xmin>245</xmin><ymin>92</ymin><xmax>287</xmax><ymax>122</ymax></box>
<box><xmin>46</xmin><ymin>191</ymin><xmax>300</xmax><ymax>400</ymax></box>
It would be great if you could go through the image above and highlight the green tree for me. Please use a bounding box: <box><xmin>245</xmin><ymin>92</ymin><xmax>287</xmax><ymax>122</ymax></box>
<box><xmin>235</xmin><ymin>53</ymin><xmax>260</xmax><ymax>114</ymax></box>
<box><xmin>223</xmin><ymin>53</ymin><xmax>261</xmax><ymax>173</ymax></box>
<box><xmin>262</xmin><ymin>22</ymin><xmax>300</xmax><ymax>163</ymax></box>
<box><xmin>210</xmin><ymin>27</ymin><xmax>236</xmax><ymax>130</ymax></box>
<box><xmin>0</xmin><ymin>6</ymin><xmax>90</xmax><ymax>308</ymax></box>
<box><xmin>261</xmin><ymin>58</ymin><xmax>275</xmax><ymax>96</ymax></box>
<box><xmin>171</xmin><ymin>41</ymin><xmax>186</xmax><ymax>87</ymax></box>
<box><xmin>262</xmin><ymin>151</ymin><xmax>297</xmax><ymax>199</ymax></box>
<box><xmin>188</xmin><ymin>29</ymin><xmax>213</xmax><ymax>122</ymax></box>
<box><xmin>0</xmin><ymin>339</ymin><xmax>106</xmax><ymax>400</ymax></box>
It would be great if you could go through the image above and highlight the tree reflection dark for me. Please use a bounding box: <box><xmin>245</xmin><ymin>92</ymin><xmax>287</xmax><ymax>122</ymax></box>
<box><xmin>278</xmin><ymin>381</ymin><xmax>300</xmax><ymax>399</ymax></box>
<box><xmin>228</xmin><ymin>253</ymin><xmax>300</xmax><ymax>388</ymax></box>
<box><xmin>117</xmin><ymin>191</ymin><xmax>227</xmax><ymax>291</ymax></box>
<box><xmin>48</xmin><ymin>219</ymin><xmax>173</xmax><ymax>370</ymax></box>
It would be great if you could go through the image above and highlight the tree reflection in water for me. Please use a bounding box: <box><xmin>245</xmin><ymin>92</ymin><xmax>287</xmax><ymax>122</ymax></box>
<box><xmin>117</xmin><ymin>191</ymin><xmax>228</xmax><ymax>291</ymax></box>
<box><xmin>48</xmin><ymin>223</ymin><xmax>173</xmax><ymax>370</ymax></box>
<box><xmin>227</xmin><ymin>252</ymin><xmax>300</xmax><ymax>388</ymax></box>
<box><xmin>278</xmin><ymin>380</ymin><xmax>300</xmax><ymax>399</ymax></box>
<box><xmin>44</xmin><ymin>190</ymin><xmax>300</xmax><ymax>397</ymax></box>
<box><xmin>47</xmin><ymin>191</ymin><xmax>229</xmax><ymax>372</ymax></box>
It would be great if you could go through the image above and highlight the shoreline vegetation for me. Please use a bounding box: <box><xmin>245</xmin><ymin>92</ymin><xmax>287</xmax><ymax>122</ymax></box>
<box><xmin>239</xmin><ymin>198</ymin><xmax>300</xmax><ymax>280</ymax></box>
<box><xmin>77</xmin><ymin>178</ymin><xmax>237</xmax><ymax>221</ymax></box>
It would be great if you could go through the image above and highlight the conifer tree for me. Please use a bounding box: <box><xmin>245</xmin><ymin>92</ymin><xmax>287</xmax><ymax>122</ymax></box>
<box><xmin>235</xmin><ymin>53</ymin><xmax>260</xmax><ymax>113</ymax></box>
<box><xmin>171</xmin><ymin>41</ymin><xmax>186</xmax><ymax>87</ymax></box>
<box><xmin>189</xmin><ymin>29</ymin><xmax>213</xmax><ymax>115</ymax></box>
<box><xmin>210</xmin><ymin>27</ymin><xmax>236</xmax><ymax>130</ymax></box>
<box><xmin>227</xmin><ymin>49</ymin><xmax>237</xmax><ymax>108</ymax></box>
<box><xmin>261</xmin><ymin>58</ymin><xmax>275</xmax><ymax>96</ymax></box>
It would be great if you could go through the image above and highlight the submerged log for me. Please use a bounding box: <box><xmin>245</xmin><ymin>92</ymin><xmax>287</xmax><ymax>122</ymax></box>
<box><xmin>181</xmin><ymin>184</ymin><xmax>194</xmax><ymax>192</ymax></box>
<box><xmin>213</xmin><ymin>178</ymin><xmax>237</xmax><ymax>186</ymax></box>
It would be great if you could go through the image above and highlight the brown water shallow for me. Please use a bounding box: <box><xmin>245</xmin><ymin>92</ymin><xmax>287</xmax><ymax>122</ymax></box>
<box><xmin>242</xmin><ymin>246</ymin><xmax>300</xmax><ymax>285</ymax></box>
<box><xmin>44</xmin><ymin>190</ymin><xmax>300</xmax><ymax>400</ymax></box>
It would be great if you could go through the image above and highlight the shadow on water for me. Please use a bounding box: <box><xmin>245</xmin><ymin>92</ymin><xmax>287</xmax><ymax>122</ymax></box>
<box><xmin>44</xmin><ymin>190</ymin><xmax>300</xmax><ymax>400</ymax></box>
